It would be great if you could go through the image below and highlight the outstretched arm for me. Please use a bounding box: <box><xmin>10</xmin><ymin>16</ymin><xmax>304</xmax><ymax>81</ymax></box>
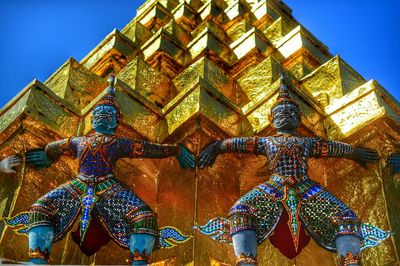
<box><xmin>310</xmin><ymin>138</ymin><xmax>379</xmax><ymax>168</ymax></box>
<box><xmin>120</xmin><ymin>139</ymin><xmax>195</xmax><ymax>169</ymax></box>
<box><xmin>198</xmin><ymin>137</ymin><xmax>260</xmax><ymax>168</ymax></box>
<box><xmin>27</xmin><ymin>137</ymin><xmax>78</xmax><ymax>169</ymax></box>
<box><xmin>388</xmin><ymin>153</ymin><xmax>400</xmax><ymax>175</ymax></box>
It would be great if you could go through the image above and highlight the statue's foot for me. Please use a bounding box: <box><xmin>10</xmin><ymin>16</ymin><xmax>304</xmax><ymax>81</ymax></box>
<box><xmin>236</xmin><ymin>254</ymin><xmax>257</xmax><ymax>266</ymax></box>
<box><xmin>28</xmin><ymin>258</ymin><xmax>48</xmax><ymax>264</ymax></box>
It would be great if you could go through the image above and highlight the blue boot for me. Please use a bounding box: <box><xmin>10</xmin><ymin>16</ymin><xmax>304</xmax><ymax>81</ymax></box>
<box><xmin>128</xmin><ymin>233</ymin><xmax>155</xmax><ymax>265</ymax></box>
<box><xmin>28</xmin><ymin>225</ymin><xmax>54</xmax><ymax>264</ymax></box>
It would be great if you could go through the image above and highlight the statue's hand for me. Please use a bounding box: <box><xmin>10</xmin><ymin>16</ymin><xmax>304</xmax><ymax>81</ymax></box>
<box><xmin>176</xmin><ymin>144</ymin><xmax>196</xmax><ymax>169</ymax></box>
<box><xmin>198</xmin><ymin>141</ymin><xmax>221</xmax><ymax>168</ymax></box>
<box><xmin>354</xmin><ymin>147</ymin><xmax>379</xmax><ymax>169</ymax></box>
<box><xmin>0</xmin><ymin>155</ymin><xmax>21</xmax><ymax>173</ymax></box>
<box><xmin>26</xmin><ymin>149</ymin><xmax>53</xmax><ymax>169</ymax></box>
<box><xmin>388</xmin><ymin>153</ymin><xmax>400</xmax><ymax>175</ymax></box>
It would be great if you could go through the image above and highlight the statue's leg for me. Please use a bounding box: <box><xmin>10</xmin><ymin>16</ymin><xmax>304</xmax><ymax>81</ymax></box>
<box><xmin>228</xmin><ymin>184</ymin><xmax>283</xmax><ymax>266</ymax></box>
<box><xmin>28</xmin><ymin>225</ymin><xmax>54</xmax><ymax>264</ymax></box>
<box><xmin>229</xmin><ymin>206</ymin><xmax>258</xmax><ymax>265</ymax></box>
<box><xmin>299</xmin><ymin>185</ymin><xmax>363</xmax><ymax>265</ymax></box>
<box><xmin>123</xmin><ymin>190</ymin><xmax>158</xmax><ymax>265</ymax></box>
<box><xmin>129</xmin><ymin>233</ymin><xmax>155</xmax><ymax>265</ymax></box>
<box><xmin>26</xmin><ymin>182</ymin><xmax>81</xmax><ymax>264</ymax></box>
<box><xmin>95</xmin><ymin>185</ymin><xmax>159</xmax><ymax>264</ymax></box>
<box><xmin>232</xmin><ymin>230</ymin><xmax>258</xmax><ymax>266</ymax></box>
<box><xmin>335</xmin><ymin>235</ymin><xmax>361</xmax><ymax>266</ymax></box>
<box><xmin>127</xmin><ymin>211</ymin><xmax>157</xmax><ymax>265</ymax></box>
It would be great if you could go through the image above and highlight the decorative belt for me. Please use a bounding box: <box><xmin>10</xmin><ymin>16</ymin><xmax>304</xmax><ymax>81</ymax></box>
<box><xmin>270</xmin><ymin>174</ymin><xmax>307</xmax><ymax>187</ymax></box>
<box><xmin>71</xmin><ymin>177</ymin><xmax>117</xmax><ymax>194</ymax></box>
<box><xmin>270</xmin><ymin>173</ymin><xmax>311</xmax><ymax>187</ymax></box>
<box><xmin>269</xmin><ymin>174</ymin><xmax>322</xmax><ymax>201</ymax></box>
<box><xmin>77</xmin><ymin>173</ymin><xmax>114</xmax><ymax>184</ymax></box>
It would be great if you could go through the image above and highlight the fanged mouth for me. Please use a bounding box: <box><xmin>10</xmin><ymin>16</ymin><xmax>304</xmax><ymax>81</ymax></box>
<box><xmin>276</xmin><ymin>114</ymin><xmax>295</xmax><ymax>120</ymax></box>
<box><xmin>94</xmin><ymin>114</ymin><xmax>112</xmax><ymax>121</ymax></box>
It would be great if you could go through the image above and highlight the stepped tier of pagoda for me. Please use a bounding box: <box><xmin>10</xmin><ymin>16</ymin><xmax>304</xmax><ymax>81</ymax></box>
<box><xmin>0</xmin><ymin>0</ymin><xmax>399</xmax><ymax>265</ymax></box>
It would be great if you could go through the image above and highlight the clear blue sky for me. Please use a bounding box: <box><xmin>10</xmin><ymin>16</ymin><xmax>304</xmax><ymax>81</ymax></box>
<box><xmin>0</xmin><ymin>0</ymin><xmax>398</xmax><ymax>110</ymax></box>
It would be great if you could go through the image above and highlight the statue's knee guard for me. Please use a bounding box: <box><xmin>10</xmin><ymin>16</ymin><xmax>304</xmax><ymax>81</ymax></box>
<box><xmin>228</xmin><ymin>205</ymin><xmax>257</xmax><ymax>235</ymax></box>
<box><xmin>28</xmin><ymin>225</ymin><xmax>54</xmax><ymax>264</ymax></box>
<box><xmin>127</xmin><ymin>205</ymin><xmax>158</xmax><ymax>236</ymax></box>
<box><xmin>128</xmin><ymin>233</ymin><xmax>155</xmax><ymax>265</ymax></box>
<box><xmin>334</xmin><ymin>212</ymin><xmax>362</xmax><ymax>239</ymax></box>
<box><xmin>232</xmin><ymin>230</ymin><xmax>258</xmax><ymax>266</ymax></box>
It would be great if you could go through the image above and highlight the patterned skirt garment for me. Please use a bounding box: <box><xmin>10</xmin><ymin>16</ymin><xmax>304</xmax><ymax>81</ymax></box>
<box><xmin>28</xmin><ymin>178</ymin><xmax>157</xmax><ymax>248</ymax></box>
<box><xmin>228</xmin><ymin>176</ymin><xmax>361</xmax><ymax>252</ymax></box>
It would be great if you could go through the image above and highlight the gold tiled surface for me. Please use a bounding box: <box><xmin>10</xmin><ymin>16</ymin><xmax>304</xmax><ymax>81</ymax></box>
<box><xmin>0</xmin><ymin>0</ymin><xmax>399</xmax><ymax>265</ymax></box>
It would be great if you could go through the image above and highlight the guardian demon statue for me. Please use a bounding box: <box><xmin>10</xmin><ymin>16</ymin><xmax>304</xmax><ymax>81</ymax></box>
<box><xmin>195</xmin><ymin>74</ymin><xmax>394</xmax><ymax>266</ymax></box>
<box><xmin>2</xmin><ymin>75</ymin><xmax>194</xmax><ymax>265</ymax></box>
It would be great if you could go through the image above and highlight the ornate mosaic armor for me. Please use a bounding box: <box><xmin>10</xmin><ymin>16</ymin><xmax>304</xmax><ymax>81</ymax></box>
<box><xmin>10</xmin><ymin>134</ymin><xmax>180</xmax><ymax>248</ymax></box>
<box><xmin>196</xmin><ymin>135</ymin><xmax>390</xmax><ymax>255</ymax></box>
<box><xmin>224</xmin><ymin>135</ymin><xmax>360</xmax><ymax>250</ymax></box>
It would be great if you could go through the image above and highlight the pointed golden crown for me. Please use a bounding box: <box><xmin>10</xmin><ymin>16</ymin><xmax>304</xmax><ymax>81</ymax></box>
<box><xmin>271</xmin><ymin>73</ymin><xmax>300</xmax><ymax>113</ymax></box>
<box><xmin>95</xmin><ymin>74</ymin><xmax>121</xmax><ymax>119</ymax></box>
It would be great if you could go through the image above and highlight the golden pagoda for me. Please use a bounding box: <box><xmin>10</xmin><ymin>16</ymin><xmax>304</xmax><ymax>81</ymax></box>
<box><xmin>0</xmin><ymin>0</ymin><xmax>399</xmax><ymax>265</ymax></box>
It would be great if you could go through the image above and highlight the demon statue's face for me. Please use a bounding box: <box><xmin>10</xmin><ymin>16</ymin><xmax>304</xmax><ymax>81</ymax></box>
<box><xmin>271</xmin><ymin>102</ymin><xmax>300</xmax><ymax>133</ymax></box>
<box><xmin>92</xmin><ymin>104</ymin><xmax>119</xmax><ymax>134</ymax></box>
